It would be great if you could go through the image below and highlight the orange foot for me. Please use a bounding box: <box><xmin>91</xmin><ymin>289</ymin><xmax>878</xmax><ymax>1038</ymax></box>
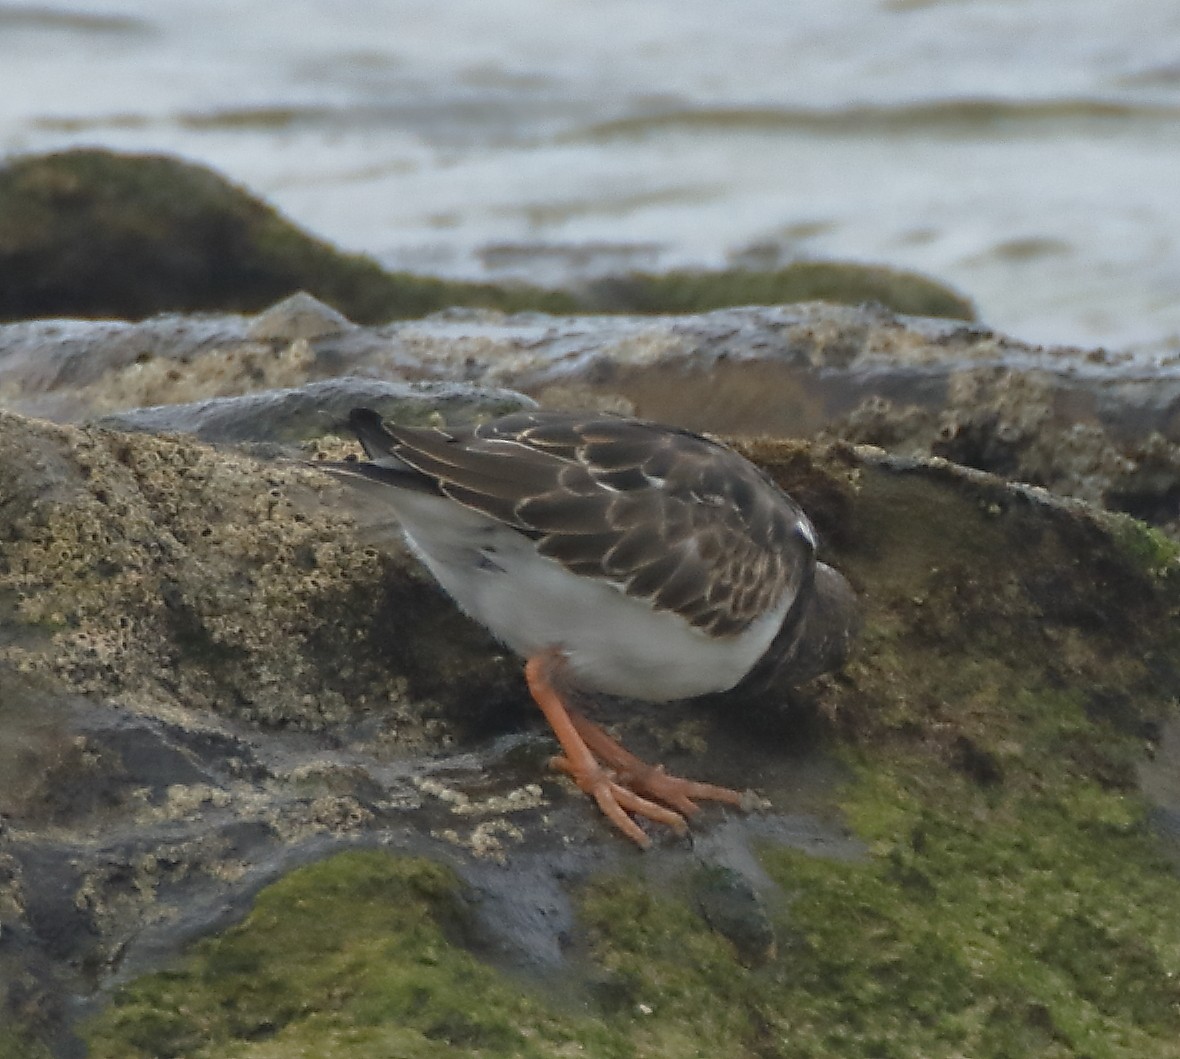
<box><xmin>524</xmin><ymin>648</ymin><xmax>744</xmax><ymax>850</ymax></box>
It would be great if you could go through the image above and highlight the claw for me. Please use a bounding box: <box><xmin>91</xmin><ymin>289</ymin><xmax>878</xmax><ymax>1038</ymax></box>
<box><xmin>527</xmin><ymin>648</ymin><xmax>743</xmax><ymax>848</ymax></box>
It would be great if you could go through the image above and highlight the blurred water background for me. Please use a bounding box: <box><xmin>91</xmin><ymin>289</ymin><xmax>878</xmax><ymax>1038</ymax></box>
<box><xmin>1</xmin><ymin>0</ymin><xmax>1178</xmax><ymax>351</ymax></box>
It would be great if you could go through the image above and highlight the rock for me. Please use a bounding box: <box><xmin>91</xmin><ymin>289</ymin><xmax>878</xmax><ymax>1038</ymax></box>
<box><xmin>0</xmin><ymin>409</ymin><xmax>521</xmax><ymax>733</ymax></box>
<box><xmin>0</xmin><ymin>149</ymin><xmax>973</xmax><ymax>333</ymax></box>
<box><xmin>2</xmin><ymin>402</ymin><xmax>1179</xmax><ymax>1057</ymax></box>
<box><xmin>831</xmin><ymin>368</ymin><xmax>1180</xmax><ymax>534</ymax></box>
<box><xmin>0</xmin><ymin>149</ymin><xmax>577</xmax><ymax>325</ymax></box>
<box><xmin>690</xmin><ymin>863</ymin><xmax>778</xmax><ymax>966</ymax></box>
<box><xmin>574</xmin><ymin>261</ymin><xmax>976</xmax><ymax>321</ymax></box>
<box><xmin>95</xmin><ymin>377</ymin><xmax>535</xmax><ymax>445</ymax></box>
<box><xmin>4</xmin><ymin>299</ymin><xmax>1180</xmax><ymax>529</ymax></box>
<box><xmin>0</xmin><ymin>313</ymin><xmax>254</xmax><ymax>420</ymax></box>
<box><xmin>244</xmin><ymin>291</ymin><xmax>358</xmax><ymax>342</ymax></box>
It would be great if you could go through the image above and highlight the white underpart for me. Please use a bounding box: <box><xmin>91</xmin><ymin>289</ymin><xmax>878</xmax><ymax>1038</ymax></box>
<box><xmin>381</xmin><ymin>490</ymin><xmax>791</xmax><ymax>702</ymax></box>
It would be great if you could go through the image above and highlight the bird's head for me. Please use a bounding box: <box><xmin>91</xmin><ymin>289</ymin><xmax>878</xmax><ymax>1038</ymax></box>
<box><xmin>785</xmin><ymin>562</ymin><xmax>860</xmax><ymax>684</ymax></box>
<box><xmin>726</xmin><ymin>561</ymin><xmax>860</xmax><ymax>700</ymax></box>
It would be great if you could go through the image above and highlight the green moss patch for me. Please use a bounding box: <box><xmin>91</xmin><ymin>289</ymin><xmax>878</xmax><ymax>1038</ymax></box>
<box><xmin>61</xmin><ymin>444</ymin><xmax>1180</xmax><ymax>1059</ymax></box>
<box><xmin>574</xmin><ymin>689</ymin><xmax>1180</xmax><ymax>1059</ymax></box>
<box><xmin>1102</xmin><ymin>510</ymin><xmax>1180</xmax><ymax>578</ymax></box>
<box><xmin>755</xmin><ymin>735</ymin><xmax>1180</xmax><ymax>1058</ymax></box>
<box><xmin>578</xmin><ymin>263</ymin><xmax>976</xmax><ymax>321</ymax></box>
<box><xmin>0</xmin><ymin>1028</ymin><xmax>53</xmax><ymax>1059</ymax></box>
<box><xmin>1</xmin><ymin>150</ymin><xmax>977</xmax><ymax>325</ymax></box>
<box><xmin>83</xmin><ymin>851</ymin><xmax>621</xmax><ymax>1059</ymax></box>
<box><xmin>0</xmin><ymin>149</ymin><xmax>577</xmax><ymax>323</ymax></box>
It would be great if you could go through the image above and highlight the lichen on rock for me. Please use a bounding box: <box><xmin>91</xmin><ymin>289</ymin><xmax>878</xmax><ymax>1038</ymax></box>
<box><xmin>3</xmin><ymin>370</ymin><xmax>1180</xmax><ymax>1058</ymax></box>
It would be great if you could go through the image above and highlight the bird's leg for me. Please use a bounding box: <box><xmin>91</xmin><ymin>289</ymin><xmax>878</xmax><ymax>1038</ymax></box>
<box><xmin>565</xmin><ymin>708</ymin><xmax>744</xmax><ymax>816</ymax></box>
<box><xmin>525</xmin><ymin>648</ymin><xmax>688</xmax><ymax>849</ymax></box>
<box><xmin>525</xmin><ymin>647</ymin><xmax>743</xmax><ymax>847</ymax></box>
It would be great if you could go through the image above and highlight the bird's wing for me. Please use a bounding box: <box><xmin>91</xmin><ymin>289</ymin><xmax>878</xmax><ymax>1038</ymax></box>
<box><xmin>349</xmin><ymin>408</ymin><xmax>816</xmax><ymax>637</ymax></box>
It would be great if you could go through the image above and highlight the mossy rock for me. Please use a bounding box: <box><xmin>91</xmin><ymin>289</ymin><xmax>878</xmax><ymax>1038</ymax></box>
<box><xmin>69</xmin><ymin>439</ymin><xmax>1180</xmax><ymax>1059</ymax></box>
<box><xmin>83</xmin><ymin>851</ymin><xmax>640</xmax><ymax>1059</ymax></box>
<box><xmin>0</xmin><ymin>150</ymin><xmax>973</xmax><ymax>328</ymax></box>
<box><xmin>578</xmin><ymin>263</ymin><xmax>976</xmax><ymax>321</ymax></box>
<box><xmin>0</xmin><ymin>1028</ymin><xmax>53</xmax><ymax>1059</ymax></box>
<box><xmin>0</xmin><ymin>150</ymin><xmax>577</xmax><ymax>324</ymax></box>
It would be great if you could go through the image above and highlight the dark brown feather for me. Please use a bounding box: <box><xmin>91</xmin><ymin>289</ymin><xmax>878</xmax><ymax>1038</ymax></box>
<box><xmin>347</xmin><ymin>408</ymin><xmax>816</xmax><ymax>635</ymax></box>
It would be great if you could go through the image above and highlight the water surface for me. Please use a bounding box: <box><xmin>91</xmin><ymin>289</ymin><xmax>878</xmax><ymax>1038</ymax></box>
<box><xmin>3</xmin><ymin>0</ymin><xmax>1179</xmax><ymax>349</ymax></box>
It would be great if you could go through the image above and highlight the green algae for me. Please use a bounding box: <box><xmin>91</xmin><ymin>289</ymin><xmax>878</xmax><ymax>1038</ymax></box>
<box><xmin>573</xmin><ymin>689</ymin><xmax>1180</xmax><ymax>1059</ymax></box>
<box><xmin>754</xmin><ymin>734</ymin><xmax>1180</xmax><ymax>1057</ymax></box>
<box><xmin>0</xmin><ymin>1029</ymin><xmax>52</xmax><ymax>1059</ymax></box>
<box><xmin>40</xmin><ymin>441</ymin><xmax>1180</xmax><ymax>1059</ymax></box>
<box><xmin>1103</xmin><ymin>510</ymin><xmax>1180</xmax><ymax>578</ymax></box>
<box><xmin>578</xmin><ymin>262</ymin><xmax>976</xmax><ymax>321</ymax></box>
<box><xmin>0</xmin><ymin>150</ymin><xmax>974</xmax><ymax>326</ymax></box>
<box><xmin>83</xmin><ymin>851</ymin><xmax>621</xmax><ymax>1059</ymax></box>
<box><xmin>723</xmin><ymin>453</ymin><xmax>1180</xmax><ymax>1056</ymax></box>
<box><xmin>0</xmin><ymin>149</ymin><xmax>578</xmax><ymax>324</ymax></box>
<box><xmin>80</xmin><ymin>704</ymin><xmax>1180</xmax><ymax>1059</ymax></box>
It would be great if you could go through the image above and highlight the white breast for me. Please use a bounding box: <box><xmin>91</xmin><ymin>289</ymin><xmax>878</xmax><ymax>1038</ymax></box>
<box><xmin>386</xmin><ymin>491</ymin><xmax>788</xmax><ymax>702</ymax></box>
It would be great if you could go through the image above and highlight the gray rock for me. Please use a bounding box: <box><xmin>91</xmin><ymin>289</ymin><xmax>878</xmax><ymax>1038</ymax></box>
<box><xmin>95</xmin><ymin>376</ymin><xmax>535</xmax><ymax>444</ymax></box>
<box><xmin>4</xmin><ymin>299</ymin><xmax>1180</xmax><ymax>529</ymax></box>
<box><xmin>2</xmin><ymin>405</ymin><xmax>1178</xmax><ymax>1055</ymax></box>
<box><xmin>245</xmin><ymin>291</ymin><xmax>357</xmax><ymax>342</ymax></box>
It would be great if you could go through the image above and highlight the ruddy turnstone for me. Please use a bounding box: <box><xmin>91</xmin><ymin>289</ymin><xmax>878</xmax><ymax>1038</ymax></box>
<box><xmin>326</xmin><ymin>408</ymin><xmax>857</xmax><ymax>848</ymax></box>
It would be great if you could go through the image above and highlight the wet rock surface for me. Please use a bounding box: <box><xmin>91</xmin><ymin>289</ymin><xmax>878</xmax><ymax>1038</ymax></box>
<box><xmin>3</xmin><ymin>295</ymin><xmax>1179</xmax><ymax>530</ymax></box>
<box><xmin>2</xmin><ymin>298</ymin><xmax>1180</xmax><ymax>1057</ymax></box>
<box><xmin>1</xmin><ymin>407</ymin><xmax>1179</xmax><ymax>1055</ymax></box>
<box><xmin>96</xmin><ymin>376</ymin><xmax>536</xmax><ymax>446</ymax></box>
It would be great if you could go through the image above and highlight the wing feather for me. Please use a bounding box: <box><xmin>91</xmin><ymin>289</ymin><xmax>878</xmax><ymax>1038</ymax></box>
<box><xmin>346</xmin><ymin>408</ymin><xmax>815</xmax><ymax>635</ymax></box>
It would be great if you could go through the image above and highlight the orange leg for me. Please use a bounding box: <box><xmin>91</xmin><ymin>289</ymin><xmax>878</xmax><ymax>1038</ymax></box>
<box><xmin>566</xmin><ymin>707</ymin><xmax>743</xmax><ymax>816</ymax></box>
<box><xmin>524</xmin><ymin>648</ymin><xmax>742</xmax><ymax>849</ymax></box>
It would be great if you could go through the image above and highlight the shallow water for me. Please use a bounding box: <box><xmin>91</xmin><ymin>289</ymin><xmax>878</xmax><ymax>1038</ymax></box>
<box><xmin>2</xmin><ymin>0</ymin><xmax>1179</xmax><ymax>350</ymax></box>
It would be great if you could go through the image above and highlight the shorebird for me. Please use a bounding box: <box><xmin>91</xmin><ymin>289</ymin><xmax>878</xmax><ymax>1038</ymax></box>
<box><xmin>324</xmin><ymin>408</ymin><xmax>857</xmax><ymax>847</ymax></box>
